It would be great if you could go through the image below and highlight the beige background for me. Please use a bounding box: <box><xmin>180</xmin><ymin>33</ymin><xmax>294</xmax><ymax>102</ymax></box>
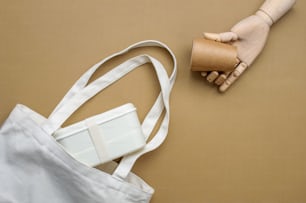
<box><xmin>1</xmin><ymin>0</ymin><xmax>306</xmax><ymax>202</ymax></box>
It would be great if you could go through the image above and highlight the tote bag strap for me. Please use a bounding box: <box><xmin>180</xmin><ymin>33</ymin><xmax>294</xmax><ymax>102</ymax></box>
<box><xmin>50</xmin><ymin>40</ymin><xmax>176</xmax><ymax>118</ymax></box>
<box><xmin>41</xmin><ymin>40</ymin><xmax>177</xmax><ymax>179</ymax></box>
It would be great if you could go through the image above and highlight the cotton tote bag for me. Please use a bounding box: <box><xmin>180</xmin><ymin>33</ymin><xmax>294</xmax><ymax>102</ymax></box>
<box><xmin>0</xmin><ymin>40</ymin><xmax>177</xmax><ymax>203</ymax></box>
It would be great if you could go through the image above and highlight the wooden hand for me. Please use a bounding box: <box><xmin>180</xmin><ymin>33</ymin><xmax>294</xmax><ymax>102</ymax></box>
<box><xmin>201</xmin><ymin>0</ymin><xmax>296</xmax><ymax>92</ymax></box>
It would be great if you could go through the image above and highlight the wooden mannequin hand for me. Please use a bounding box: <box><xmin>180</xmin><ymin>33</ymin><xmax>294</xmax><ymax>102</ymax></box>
<box><xmin>202</xmin><ymin>0</ymin><xmax>296</xmax><ymax>92</ymax></box>
<box><xmin>203</xmin><ymin>13</ymin><xmax>270</xmax><ymax>92</ymax></box>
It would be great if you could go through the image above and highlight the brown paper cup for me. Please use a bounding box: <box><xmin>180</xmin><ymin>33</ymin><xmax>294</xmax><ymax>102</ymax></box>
<box><xmin>190</xmin><ymin>38</ymin><xmax>239</xmax><ymax>72</ymax></box>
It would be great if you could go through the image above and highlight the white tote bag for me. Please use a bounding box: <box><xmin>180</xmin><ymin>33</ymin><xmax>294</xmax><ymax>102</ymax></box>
<box><xmin>0</xmin><ymin>40</ymin><xmax>177</xmax><ymax>203</ymax></box>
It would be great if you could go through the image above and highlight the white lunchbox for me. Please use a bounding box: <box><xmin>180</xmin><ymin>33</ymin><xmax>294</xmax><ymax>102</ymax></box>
<box><xmin>54</xmin><ymin>103</ymin><xmax>146</xmax><ymax>167</ymax></box>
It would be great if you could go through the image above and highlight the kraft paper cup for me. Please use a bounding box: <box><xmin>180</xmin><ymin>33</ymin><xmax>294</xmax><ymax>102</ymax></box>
<box><xmin>191</xmin><ymin>38</ymin><xmax>239</xmax><ymax>72</ymax></box>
